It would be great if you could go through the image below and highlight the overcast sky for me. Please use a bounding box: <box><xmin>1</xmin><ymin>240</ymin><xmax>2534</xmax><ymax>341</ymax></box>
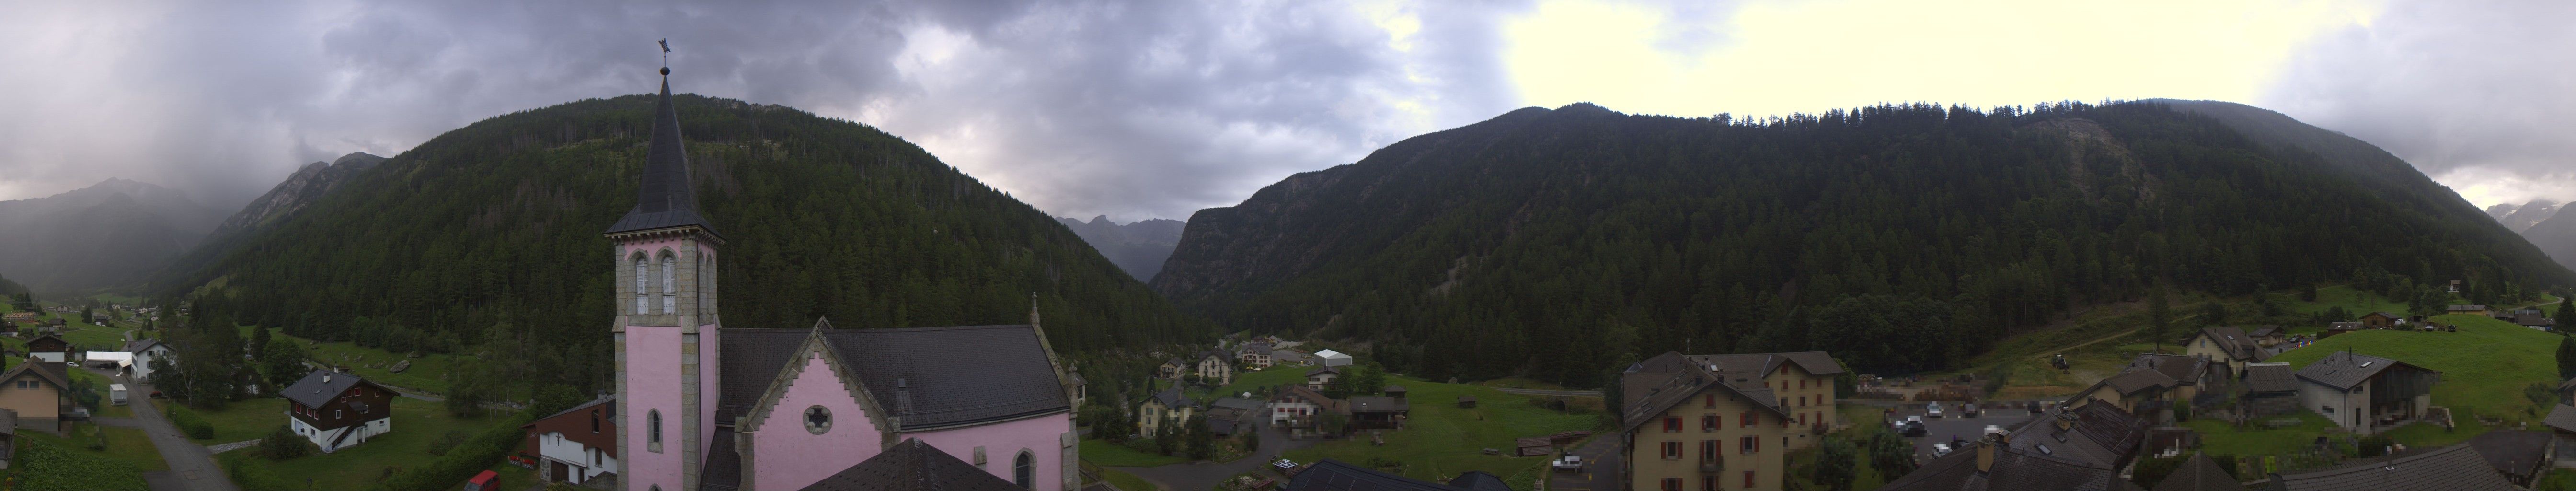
<box><xmin>0</xmin><ymin>0</ymin><xmax>2565</xmax><ymax>221</ymax></box>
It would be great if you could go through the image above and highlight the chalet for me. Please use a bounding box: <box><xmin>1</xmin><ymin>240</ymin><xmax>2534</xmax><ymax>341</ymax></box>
<box><xmin>2513</xmin><ymin>310</ymin><xmax>2556</xmax><ymax>330</ymax></box>
<box><xmin>2359</xmin><ymin>311</ymin><xmax>2403</xmax><ymax>329</ymax></box>
<box><xmin>1285</xmin><ymin>459</ymin><xmax>1515</xmax><ymax>491</ymax></box>
<box><xmin>1305</xmin><ymin>366</ymin><xmax>1343</xmax><ymax>391</ymax></box>
<box><xmin>0</xmin><ymin>361</ymin><xmax>69</xmax><ymax>432</ymax></box>
<box><xmin>2263</xmin><ymin>443</ymin><xmax>2517</xmax><ymax>491</ymax></box>
<box><xmin>2184</xmin><ymin>326</ymin><xmax>2263</xmax><ymax>372</ymax></box>
<box><xmin>282</xmin><ymin>370</ymin><xmax>396</xmax><ymax>453</ymax></box>
<box><xmin>1158</xmin><ymin>357</ymin><xmax>1188</xmax><ymax>379</ymax></box>
<box><xmin>1237</xmin><ymin>342</ymin><xmax>1275</xmax><ymax>370</ymax></box>
<box><xmin>1136</xmin><ymin>386</ymin><xmax>1196</xmax><ymax>437</ymax></box>
<box><xmin>2246</xmin><ymin>326</ymin><xmax>2286</xmax><ymax>347</ymax></box>
<box><xmin>799</xmin><ymin>438</ymin><xmax>1031</xmax><ymax>491</ymax></box>
<box><xmin>1204</xmin><ymin>397</ymin><xmax>1265</xmax><ymax>437</ymax></box>
<box><xmin>1348</xmin><ymin>396</ymin><xmax>1407</xmax><ymax>430</ymax></box>
<box><xmin>1383</xmin><ymin>385</ymin><xmax>1407</xmax><ymax>399</ymax></box>
<box><xmin>521</xmin><ymin>396</ymin><xmax>617</xmax><ymax>485</ymax></box>
<box><xmin>1269</xmin><ymin>385</ymin><xmax>1338</xmax><ymax>438</ymax></box>
<box><xmin>1194</xmin><ymin>351</ymin><xmax>1236</xmax><ymax>385</ymax></box>
<box><xmin>1878</xmin><ymin>402</ymin><xmax>2146</xmax><ymax>491</ymax></box>
<box><xmin>1617</xmin><ymin>351</ymin><xmax>1843</xmax><ymax>491</ymax></box>
<box><xmin>1316</xmin><ymin>349</ymin><xmax>1352</xmax><ymax>367</ymax></box>
<box><xmin>2465</xmin><ymin>430</ymin><xmax>2553</xmax><ymax>487</ymax></box>
<box><xmin>2448</xmin><ymin>304</ymin><xmax>2492</xmax><ymax>316</ymax></box>
<box><xmin>123</xmin><ymin>339</ymin><xmax>172</xmax><ymax>383</ymax></box>
<box><xmin>2238</xmin><ymin>362</ymin><xmax>2300</xmax><ymax>417</ymax></box>
<box><xmin>2065</xmin><ymin>353</ymin><xmax>2214</xmax><ymax>422</ymax></box>
<box><xmin>2296</xmin><ymin>351</ymin><xmax>2438</xmax><ymax>434</ymax></box>
<box><xmin>23</xmin><ymin>335</ymin><xmax>66</xmax><ymax>363</ymax></box>
<box><xmin>2323</xmin><ymin>322</ymin><xmax>2363</xmax><ymax>339</ymax></box>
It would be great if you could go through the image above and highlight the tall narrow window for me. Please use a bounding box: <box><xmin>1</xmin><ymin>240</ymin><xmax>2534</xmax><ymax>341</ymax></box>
<box><xmin>659</xmin><ymin>253</ymin><xmax>677</xmax><ymax>314</ymax></box>
<box><xmin>591</xmin><ymin>410</ymin><xmax>601</xmax><ymax>433</ymax></box>
<box><xmin>633</xmin><ymin>254</ymin><xmax>650</xmax><ymax>315</ymax></box>
<box><xmin>1014</xmin><ymin>450</ymin><xmax>1036</xmax><ymax>489</ymax></box>
<box><xmin>648</xmin><ymin>410</ymin><xmax>663</xmax><ymax>444</ymax></box>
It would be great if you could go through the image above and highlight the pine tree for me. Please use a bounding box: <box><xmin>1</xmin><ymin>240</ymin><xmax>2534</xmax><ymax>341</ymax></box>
<box><xmin>2558</xmin><ymin>335</ymin><xmax>2576</xmax><ymax>380</ymax></box>
<box><xmin>2149</xmin><ymin>284</ymin><xmax>2172</xmax><ymax>353</ymax></box>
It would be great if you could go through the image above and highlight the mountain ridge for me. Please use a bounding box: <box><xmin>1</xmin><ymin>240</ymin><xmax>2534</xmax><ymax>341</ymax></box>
<box><xmin>0</xmin><ymin>177</ymin><xmax>226</xmax><ymax>293</ymax></box>
<box><xmin>1054</xmin><ymin>215</ymin><xmax>1184</xmax><ymax>281</ymax></box>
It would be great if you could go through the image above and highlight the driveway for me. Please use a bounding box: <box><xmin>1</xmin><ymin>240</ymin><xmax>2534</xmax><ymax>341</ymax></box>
<box><xmin>1898</xmin><ymin>408</ymin><xmax>2032</xmax><ymax>460</ymax></box>
<box><xmin>85</xmin><ymin>368</ymin><xmax>239</xmax><ymax>491</ymax></box>
<box><xmin>1112</xmin><ymin>419</ymin><xmax>1316</xmax><ymax>491</ymax></box>
<box><xmin>1548</xmin><ymin>435</ymin><xmax>1619</xmax><ymax>491</ymax></box>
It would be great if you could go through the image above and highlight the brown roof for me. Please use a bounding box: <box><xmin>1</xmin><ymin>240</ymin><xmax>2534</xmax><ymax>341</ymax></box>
<box><xmin>2242</xmin><ymin>363</ymin><xmax>2297</xmax><ymax>394</ymax></box>
<box><xmin>2267</xmin><ymin>444</ymin><xmax>2518</xmax><ymax>491</ymax></box>
<box><xmin>2151</xmin><ymin>453</ymin><xmax>2245</xmax><ymax>491</ymax></box>
<box><xmin>1618</xmin><ymin>351</ymin><xmax>1789</xmax><ymax>432</ymax></box>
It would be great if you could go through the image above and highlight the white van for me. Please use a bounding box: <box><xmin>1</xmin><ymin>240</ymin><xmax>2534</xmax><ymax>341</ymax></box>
<box><xmin>109</xmin><ymin>384</ymin><xmax>128</xmax><ymax>406</ymax></box>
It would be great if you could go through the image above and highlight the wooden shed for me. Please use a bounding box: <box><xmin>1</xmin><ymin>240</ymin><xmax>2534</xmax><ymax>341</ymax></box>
<box><xmin>1457</xmin><ymin>395</ymin><xmax>1476</xmax><ymax>408</ymax></box>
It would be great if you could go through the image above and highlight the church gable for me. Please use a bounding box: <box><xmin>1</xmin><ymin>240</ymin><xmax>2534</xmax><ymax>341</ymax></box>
<box><xmin>740</xmin><ymin>321</ymin><xmax>895</xmax><ymax>437</ymax></box>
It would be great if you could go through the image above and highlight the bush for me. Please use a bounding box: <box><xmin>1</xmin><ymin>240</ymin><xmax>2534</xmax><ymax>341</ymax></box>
<box><xmin>19</xmin><ymin>439</ymin><xmax>149</xmax><ymax>491</ymax></box>
<box><xmin>225</xmin><ymin>453</ymin><xmax>301</xmax><ymax>491</ymax></box>
<box><xmin>427</xmin><ymin>430</ymin><xmax>472</xmax><ymax>456</ymax></box>
<box><xmin>369</xmin><ymin>409</ymin><xmax>537</xmax><ymax>491</ymax></box>
<box><xmin>164</xmin><ymin>404</ymin><xmax>216</xmax><ymax>440</ymax></box>
<box><xmin>257</xmin><ymin>425</ymin><xmax>318</xmax><ymax>461</ymax></box>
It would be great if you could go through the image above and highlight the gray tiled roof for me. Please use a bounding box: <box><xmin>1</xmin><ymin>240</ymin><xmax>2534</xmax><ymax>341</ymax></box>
<box><xmin>1619</xmin><ymin>352</ymin><xmax>1787</xmax><ymax>432</ymax></box>
<box><xmin>1151</xmin><ymin>387</ymin><xmax>1196</xmax><ymax>410</ymax></box>
<box><xmin>1446</xmin><ymin>472</ymin><xmax>1511</xmax><ymax>491</ymax></box>
<box><xmin>1686</xmin><ymin>351</ymin><xmax>1847</xmax><ymax>377</ymax></box>
<box><xmin>122</xmin><ymin>339</ymin><xmax>166</xmax><ymax>353</ymax></box>
<box><xmin>2243</xmin><ymin>363</ymin><xmax>2297</xmax><ymax>394</ymax></box>
<box><xmin>720</xmin><ymin>323</ymin><xmax>1070</xmax><ymax>431</ymax></box>
<box><xmin>2465</xmin><ymin>430</ymin><xmax>2552</xmax><ymax>481</ymax></box>
<box><xmin>703</xmin><ymin>427</ymin><xmax>742</xmax><ymax>491</ymax></box>
<box><xmin>2295</xmin><ymin>351</ymin><xmax>2433</xmax><ymax>391</ymax></box>
<box><xmin>796</xmin><ymin>439</ymin><xmax>1026</xmax><ymax>491</ymax></box>
<box><xmin>1348</xmin><ymin>396</ymin><xmax>1407</xmax><ymax>414</ymax></box>
<box><xmin>280</xmin><ymin>369</ymin><xmax>368</xmax><ymax>409</ymax></box>
<box><xmin>2127</xmin><ymin>354</ymin><xmax>2208</xmax><ymax>386</ymax></box>
<box><xmin>2197</xmin><ymin>327</ymin><xmax>2258</xmax><ymax>361</ymax></box>
<box><xmin>1286</xmin><ymin>459</ymin><xmax>1485</xmax><ymax>491</ymax></box>
<box><xmin>2544</xmin><ymin>404</ymin><xmax>2576</xmax><ymax>434</ymax></box>
<box><xmin>1877</xmin><ymin>440</ymin><xmax>2140</xmax><ymax>491</ymax></box>
<box><xmin>2152</xmin><ymin>453</ymin><xmax>2246</xmax><ymax>491</ymax></box>
<box><xmin>1210</xmin><ymin>397</ymin><xmax>1265</xmax><ymax>412</ymax></box>
<box><xmin>603</xmin><ymin>77</ymin><xmax>719</xmax><ymax>237</ymax></box>
<box><xmin>2267</xmin><ymin>444</ymin><xmax>2518</xmax><ymax>491</ymax></box>
<box><xmin>2102</xmin><ymin>370</ymin><xmax>2177</xmax><ymax>395</ymax></box>
<box><xmin>2001</xmin><ymin>402</ymin><xmax>2147</xmax><ymax>469</ymax></box>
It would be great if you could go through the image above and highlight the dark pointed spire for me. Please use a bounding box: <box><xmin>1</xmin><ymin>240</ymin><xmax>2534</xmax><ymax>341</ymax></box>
<box><xmin>605</xmin><ymin>63</ymin><xmax>719</xmax><ymax>238</ymax></box>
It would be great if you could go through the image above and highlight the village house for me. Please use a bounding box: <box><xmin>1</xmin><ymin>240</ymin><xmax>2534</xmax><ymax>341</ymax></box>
<box><xmin>2511</xmin><ymin>309</ymin><xmax>2555</xmax><ymax>330</ymax></box>
<box><xmin>1236</xmin><ymin>342</ymin><xmax>1275</xmax><ymax>370</ymax></box>
<box><xmin>1617</xmin><ymin>351</ymin><xmax>1844</xmax><ymax>491</ymax></box>
<box><xmin>1878</xmin><ymin>401</ymin><xmax>2147</xmax><ymax>491</ymax></box>
<box><xmin>2183</xmin><ymin>326</ymin><xmax>2264</xmax><ymax>372</ymax></box>
<box><xmin>282</xmin><ymin>370</ymin><xmax>396</xmax><ymax>453</ymax></box>
<box><xmin>521</xmin><ymin>396</ymin><xmax>618</xmax><ymax>485</ymax></box>
<box><xmin>1195</xmin><ymin>351</ymin><xmax>1236</xmax><ymax>385</ymax></box>
<box><xmin>605</xmin><ymin>69</ymin><xmax>1083</xmax><ymax>491</ymax></box>
<box><xmin>2359</xmin><ymin>311</ymin><xmax>2403</xmax><ymax>329</ymax></box>
<box><xmin>2238</xmin><ymin>362</ymin><xmax>2301</xmax><ymax>417</ymax></box>
<box><xmin>1348</xmin><ymin>396</ymin><xmax>1407</xmax><ymax>430</ymax></box>
<box><xmin>1137</xmin><ymin>386</ymin><xmax>1197</xmax><ymax>438</ymax></box>
<box><xmin>1204</xmin><ymin>397</ymin><xmax>1265</xmax><ymax>437</ymax></box>
<box><xmin>0</xmin><ymin>361</ymin><xmax>70</xmax><ymax>433</ymax></box>
<box><xmin>1159</xmin><ymin>357</ymin><xmax>1189</xmax><ymax>379</ymax></box>
<box><xmin>1269</xmin><ymin>385</ymin><xmax>1338</xmax><ymax>438</ymax></box>
<box><xmin>2448</xmin><ymin>304</ymin><xmax>2492</xmax><ymax>316</ymax></box>
<box><xmin>2297</xmin><ymin>351</ymin><xmax>2438</xmax><ymax>434</ymax></box>
<box><xmin>23</xmin><ymin>335</ymin><xmax>66</xmax><ymax>363</ymax></box>
<box><xmin>2065</xmin><ymin>353</ymin><xmax>2215</xmax><ymax>422</ymax></box>
<box><xmin>1306</xmin><ymin>366</ymin><xmax>1343</xmax><ymax>391</ymax></box>
<box><xmin>123</xmin><ymin>339</ymin><xmax>171</xmax><ymax>383</ymax></box>
<box><xmin>2263</xmin><ymin>443</ymin><xmax>2517</xmax><ymax>491</ymax></box>
<box><xmin>2246</xmin><ymin>326</ymin><xmax>2286</xmax><ymax>347</ymax></box>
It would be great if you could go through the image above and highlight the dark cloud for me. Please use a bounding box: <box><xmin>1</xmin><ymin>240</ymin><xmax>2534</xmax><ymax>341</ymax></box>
<box><xmin>2262</xmin><ymin>1</ymin><xmax>2576</xmax><ymax>206</ymax></box>
<box><xmin>0</xmin><ymin>0</ymin><xmax>1531</xmax><ymax>221</ymax></box>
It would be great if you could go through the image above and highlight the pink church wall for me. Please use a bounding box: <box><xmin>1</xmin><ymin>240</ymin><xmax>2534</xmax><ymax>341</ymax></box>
<box><xmin>699</xmin><ymin>327</ymin><xmax>720</xmax><ymax>466</ymax></box>
<box><xmin>750</xmin><ymin>352</ymin><xmax>885</xmax><ymax>491</ymax></box>
<box><xmin>909</xmin><ymin>412</ymin><xmax>1073</xmax><ymax>491</ymax></box>
<box><xmin>623</xmin><ymin>325</ymin><xmax>686</xmax><ymax>491</ymax></box>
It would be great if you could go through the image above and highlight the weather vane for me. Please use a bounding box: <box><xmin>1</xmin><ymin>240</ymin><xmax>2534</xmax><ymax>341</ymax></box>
<box><xmin>658</xmin><ymin>38</ymin><xmax>671</xmax><ymax>75</ymax></box>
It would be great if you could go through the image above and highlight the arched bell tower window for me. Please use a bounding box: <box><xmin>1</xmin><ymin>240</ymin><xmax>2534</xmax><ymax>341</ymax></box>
<box><xmin>658</xmin><ymin>251</ymin><xmax>677</xmax><ymax>314</ymax></box>
<box><xmin>632</xmin><ymin>253</ymin><xmax>650</xmax><ymax>315</ymax></box>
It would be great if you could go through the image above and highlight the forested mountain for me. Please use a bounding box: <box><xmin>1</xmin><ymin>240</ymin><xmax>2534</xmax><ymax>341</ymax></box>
<box><xmin>1153</xmin><ymin>101</ymin><xmax>2573</xmax><ymax>386</ymax></box>
<box><xmin>0</xmin><ymin>178</ymin><xmax>227</xmax><ymax>293</ymax></box>
<box><xmin>155</xmin><ymin>93</ymin><xmax>1211</xmax><ymax>392</ymax></box>
<box><xmin>2487</xmin><ymin>199</ymin><xmax>2562</xmax><ymax>232</ymax></box>
<box><xmin>1055</xmin><ymin>215</ymin><xmax>1185</xmax><ymax>280</ymax></box>
<box><xmin>210</xmin><ymin>152</ymin><xmax>387</xmax><ymax>236</ymax></box>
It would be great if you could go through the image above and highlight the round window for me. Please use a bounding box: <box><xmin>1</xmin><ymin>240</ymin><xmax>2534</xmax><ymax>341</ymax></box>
<box><xmin>805</xmin><ymin>405</ymin><xmax>833</xmax><ymax>434</ymax></box>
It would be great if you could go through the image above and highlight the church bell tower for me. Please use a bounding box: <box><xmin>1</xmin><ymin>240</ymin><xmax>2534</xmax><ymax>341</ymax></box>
<box><xmin>606</xmin><ymin>58</ymin><xmax>724</xmax><ymax>491</ymax></box>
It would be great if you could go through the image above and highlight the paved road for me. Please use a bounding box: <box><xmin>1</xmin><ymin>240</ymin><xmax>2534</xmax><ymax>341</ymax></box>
<box><xmin>1113</xmin><ymin>419</ymin><xmax>1316</xmax><ymax>491</ymax></box>
<box><xmin>1548</xmin><ymin>434</ymin><xmax>1618</xmax><ymax>491</ymax></box>
<box><xmin>1495</xmin><ymin>388</ymin><xmax>1604</xmax><ymax>398</ymax></box>
<box><xmin>85</xmin><ymin>368</ymin><xmax>239</xmax><ymax>491</ymax></box>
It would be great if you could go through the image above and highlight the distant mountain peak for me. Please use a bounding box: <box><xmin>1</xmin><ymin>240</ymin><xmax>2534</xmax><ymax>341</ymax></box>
<box><xmin>206</xmin><ymin>152</ymin><xmax>389</xmax><ymax>238</ymax></box>
<box><xmin>1056</xmin><ymin>215</ymin><xmax>1187</xmax><ymax>281</ymax></box>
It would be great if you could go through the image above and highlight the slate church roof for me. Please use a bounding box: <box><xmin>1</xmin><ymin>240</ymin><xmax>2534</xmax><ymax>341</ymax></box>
<box><xmin>796</xmin><ymin>438</ymin><xmax>1026</xmax><ymax>491</ymax></box>
<box><xmin>719</xmin><ymin>320</ymin><xmax>1071</xmax><ymax>431</ymax></box>
<box><xmin>604</xmin><ymin>74</ymin><xmax>719</xmax><ymax>237</ymax></box>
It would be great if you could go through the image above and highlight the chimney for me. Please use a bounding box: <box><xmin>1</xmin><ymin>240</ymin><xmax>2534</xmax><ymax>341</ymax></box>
<box><xmin>1974</xmin><ymin>440</ymin><xmax>1997</xmax><ymax>473</ymax></box>
<box><xmin>323</xmin><ymin>373</ymin><xmax>332</xmax><ymax>384</ymax></box>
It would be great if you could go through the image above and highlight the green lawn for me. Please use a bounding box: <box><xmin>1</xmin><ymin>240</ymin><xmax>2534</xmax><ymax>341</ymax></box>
<box><xmin>242</xmin><ymin>326</ymin><xmax>470</xmax><ymax>395</ymax></box>
<box><xmin>241</xmin><ymin>397</ymin><xmax>510</xmax><ymax>490</ymax></box>
<box><xmin>21</xmin><ymin>422</ymin><xmax>167</xmax><ymax>472</ymax></box>
<box><xmin>1279</xmin><ymin>375</ymin><xmax>1601</xmax><ymax>484</ymax></box>
<box><xmin>1081</xmin><ymin>439</ymin><xmax>1189</xmax><ymax>467</ymax></box>
<box><xmin>1197</xmin><ymin>366</ymin><xmax>1313</xmax><ymax>402</ymax></box>
<box><xmin>1100</xmin><ymin>467</ymin><xmax>1162</xmax><ymax>491</ymax></box>
<box><xmin>191</xmin><ymin>397</ymin><xmax>291</xmax><ymax>443</ymax></box>
<box><xmin>2276</xmin><ymin>284</ymin><xmax>2408</xmax><ymax>321</ymax></box>
<box><xmin>2182</xmin><ymin>412</ymin><xmax>2339</xmax><ymax>457</ymax></box>
<box><xmin>2380</xmin><ymin>421</ymin><xmax>2487</xmax><ymax>448</ymax></box>
<box><xmin>2265</xmin><ymin>314</ymin><xmax>2559</xmax><ymax>425</ymax></box>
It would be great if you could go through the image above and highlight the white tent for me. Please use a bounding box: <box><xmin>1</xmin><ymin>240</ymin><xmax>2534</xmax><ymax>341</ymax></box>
<box><xmin>85</xmin><ymin>351</ymin><xmax>134</xmax><ymax>368</ymax></box>
<box><xmin>1316</xmin><ymin>349</ymin><xmax>1353</xmax><ymax>367</ymax></box>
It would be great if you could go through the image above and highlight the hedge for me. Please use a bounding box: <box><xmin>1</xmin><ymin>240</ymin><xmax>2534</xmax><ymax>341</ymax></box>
<box><xmin>222</xmin><ymin>453</ymin><xmax>300</xmax><ymax>491</ymax></box>
<box><xmin>163</xmin><ymin>404</ymin><xmax>215</xmax><ymax>439</ymax></box>
<box><xmin>18</xmin><ymin>440</ymin><xmax>148</xmax><ymax>491</ymax></box>
<box><xmin>370</xmin><ymin>409</ymin><xmax>538</xmax><ymax>491</ymax></box>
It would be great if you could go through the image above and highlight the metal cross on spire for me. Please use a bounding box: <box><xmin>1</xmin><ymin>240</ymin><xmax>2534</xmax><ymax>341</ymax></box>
<box><xmin>658</xmin><ymin>39</ymin><xmax>671</xmax><ymax>76</ymax></box>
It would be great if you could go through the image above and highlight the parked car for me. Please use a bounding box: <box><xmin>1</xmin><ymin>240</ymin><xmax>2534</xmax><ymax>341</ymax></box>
<box><xmin>1961</xmin><ymin>402</ymin><xmax>1979</xmax><ymax>418</ymax></box>
<box><xmin>1930</xmin><ymin>444</ymin><xmax>1954</xmax><ymax>458</ymax></box>
<box><xmin>1926</xmin><ymin>402</ymin><xmax>1945</xmax><ymax>419</ymax></box>
<box><xmin>1274</xmin><ymin>459</ymin><xmax>1299</xmax><ymax>471</ymax></box>
<box><xmin>1897</xmin><ymin>419</ymin><xmax>1927</xmax><ymax>438</ymax></box>
<box><xmin>1554</xmin><ymin>456</ymin><xmax>1585</xmax><ymax>472</ymax></box>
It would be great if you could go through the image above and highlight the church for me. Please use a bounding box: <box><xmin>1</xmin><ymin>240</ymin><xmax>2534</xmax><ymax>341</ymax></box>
<box><xmin>607</xmin><ymin>65</ymin><xmax>1079</xmax><ymax>491</ymax></box>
